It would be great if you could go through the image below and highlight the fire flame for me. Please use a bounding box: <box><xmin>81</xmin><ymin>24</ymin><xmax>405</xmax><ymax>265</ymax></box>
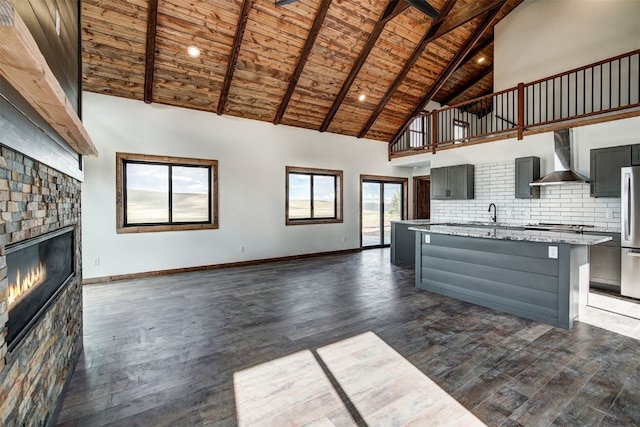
<box><xmin>8</xmin><ymin>262</ymin><xmax>47</xmax><ymax>306</ymax></box>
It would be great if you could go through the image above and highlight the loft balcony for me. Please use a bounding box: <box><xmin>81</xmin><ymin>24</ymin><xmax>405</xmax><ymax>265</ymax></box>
<box><xmin>390</xmin><ymin>49</ymin><xmax>640</xmax><ymax>159</ymax></box>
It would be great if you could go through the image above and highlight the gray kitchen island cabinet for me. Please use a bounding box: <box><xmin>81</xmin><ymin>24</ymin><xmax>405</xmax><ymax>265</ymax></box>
<box><xmin>410</xmin><ymin>225</ymin><xmax>611</xmax><ymax>329</ymax></box>
<box><xmin>391</xmin><ymin>220</ymin><xmax>436</xmax><ymax>266</ymax></box>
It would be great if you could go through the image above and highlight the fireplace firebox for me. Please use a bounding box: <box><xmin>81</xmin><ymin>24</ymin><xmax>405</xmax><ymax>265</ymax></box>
<box><xmin>6</xmin><ymin>226</ymin><xmax>75</xmax><ymax>351</ymax></box>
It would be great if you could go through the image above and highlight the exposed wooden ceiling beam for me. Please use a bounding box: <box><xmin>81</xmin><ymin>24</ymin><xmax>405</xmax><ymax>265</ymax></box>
<box><xmin>143</xmin><ymin>0</ymin><xmax>158</xmax><ymax>104</ymax></box>
<box><xmin>217</xmin><ymin>0</ymin><xmax>254</xmax><ymax>116</ymax></box>
<box><xmin>431</xmin><ymin>0</ymin><xmax>504</xmax><ymax>39</ymax></box>
<box><xmin>455</xmin><ymin>35</ymin><xmax>493</xmax><ymax>72</ymax></box>
<box><xmin>405</xmin><ymin>0</ymin><xmax>439</xmax><ymax>18</ymax></box>
<box><xmin>319</xmin><ymin>0</ymin><xmax>409</xmax><ymax>132</ymax></box>
<box><xmin>440</xmin><ymin>65</ymin><xmax>493</xmax><ymax>106</ymax></box>
<box><xmin>356</xmin><ymin>0</ymin><xmax>457</xmax><ymax>139</ymax></box>
<box><xmin>273</xmin><ymin>0</ymin><xmax>333</xmax><ymax>125</ymax></box>
<box><xmin>389</xmin><ymin>3</ymin><xmax>505</xmax><ymax>144</ymax></box>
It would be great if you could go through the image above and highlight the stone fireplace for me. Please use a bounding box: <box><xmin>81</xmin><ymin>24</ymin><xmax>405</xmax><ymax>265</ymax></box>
<box><xmin>6</xmin><ymin>226</ymin><xmax>74</xmax><ymax>351</ymax></box>
<box><xmin>0</xmin><ymin>145</ymin><xmax>83</xmax><ymax>426</ymax></box>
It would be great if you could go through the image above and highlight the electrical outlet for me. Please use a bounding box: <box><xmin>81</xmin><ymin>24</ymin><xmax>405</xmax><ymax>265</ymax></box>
<box><xmin>93</xmin><ymin>257</ymin><xmax>100</xmax><ymax>266</ymax></box>
<box><xmin>342</xmin><ymin>236</ymin><xmax>347</xmax><ymax>243</ymax></box>
<box><xmin>606</xmin><ymin>209</ymin><xmax>613</xmax><ymax>219</ymax></box>
<box><xmin>239</xmin><ymin>245</ymin><xmax>245</xmax><ymax>253</ymax></box>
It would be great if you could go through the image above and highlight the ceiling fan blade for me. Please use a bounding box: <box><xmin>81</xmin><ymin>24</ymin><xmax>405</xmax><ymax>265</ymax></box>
<box><xmin>405</xmin><ymin>0</ymin><xmax>439</xmax><ymax>19</ymax></box>
<box><xmin>275</xmin><ymin>0</ymin><xmax>298</xmax><ymax>6</ymax></box>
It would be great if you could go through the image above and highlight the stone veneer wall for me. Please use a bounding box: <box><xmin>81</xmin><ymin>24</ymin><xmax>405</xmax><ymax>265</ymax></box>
<box><xmin>0</xmin><ymin>145</ymin><xmax>82</xmax><ymax>426</ymax></box>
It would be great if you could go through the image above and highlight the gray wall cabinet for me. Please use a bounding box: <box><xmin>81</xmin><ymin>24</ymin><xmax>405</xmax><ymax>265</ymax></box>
<box><xmin>590</xmin><ymin>145</ymin><xmax>631</xmax><ymax>197</ymax></box>
<box><xmin>632</xmin><ymin>144</ymin><xmax>640</xmax><ymax>166</ymax></box>
<box><xmin>515</xmin><ymin>156</ymin><xmax>540</xmax><ymax>199</ymax></box>
<box><xmin>430</xmin><ymin>164</ymin><xmax>474</xmax><ymax>200</ymax></box>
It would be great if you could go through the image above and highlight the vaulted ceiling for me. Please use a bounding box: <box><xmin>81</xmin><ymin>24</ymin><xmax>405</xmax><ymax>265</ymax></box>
<box><xmin>82</xmin><ymin>0</ymin><xmax>523</xmax><ymax>143</ymax></box>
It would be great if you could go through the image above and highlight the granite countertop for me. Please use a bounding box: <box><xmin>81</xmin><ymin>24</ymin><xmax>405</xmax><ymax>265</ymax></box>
<box><xmin>408</xmin><ymin>224</ymin><xmax>613</xmax><ymax>246</ymax></box>
<box><xmin>391</xmin><ymin>219</ymin><xmax>437</xmax><ymax>225</ymax></box>
<box><xmin>395</xmin><ymin>219</ymin><xmax>620</xmax><ymax>236</ymax></box>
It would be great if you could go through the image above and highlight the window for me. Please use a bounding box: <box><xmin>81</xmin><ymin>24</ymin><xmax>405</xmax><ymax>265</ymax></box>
<box><xmin>453</xmin><ymin>119</ymin><xmax>469</xmax><ymax>144</ymax></box>
<box><xmin>116</xmin><ymin>153</ymin><xmax>218</xmax><ymax>233</ymax></box>
<box><xmin>286</xmin><ymin>166</ymin><xmax>343</xmax><ymax>225</ymax></box>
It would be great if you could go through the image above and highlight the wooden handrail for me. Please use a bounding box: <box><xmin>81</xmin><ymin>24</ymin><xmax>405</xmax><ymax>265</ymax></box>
<box><xmin>391</xmin><ymin>49</ymin><xmax>640</xmax><ymax>156</ymax></box>
<box><xmin>524</xmin><ymin>48</ymin><xmax>640</xmax><ymax>88</ymax></box>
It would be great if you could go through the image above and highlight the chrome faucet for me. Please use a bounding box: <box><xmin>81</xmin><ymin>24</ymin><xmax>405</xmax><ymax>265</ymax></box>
<box><xmin>488</xmin><ymin>203</ymin><xmax>497</xmax><ymax>223</ymax></box>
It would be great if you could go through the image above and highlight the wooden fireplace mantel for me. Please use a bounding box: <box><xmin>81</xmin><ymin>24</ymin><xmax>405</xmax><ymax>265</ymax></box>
<box><xmin>0</xmin><ymin>0</ymin><xmax>98</xmax><ymax>157</ymax></box>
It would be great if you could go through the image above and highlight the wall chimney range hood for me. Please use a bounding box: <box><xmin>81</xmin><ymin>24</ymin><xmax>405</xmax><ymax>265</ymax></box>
<box><xmin>530</xmin><ymin>128</ymin><xmax>589</xmax><ymax>186</ymax></box>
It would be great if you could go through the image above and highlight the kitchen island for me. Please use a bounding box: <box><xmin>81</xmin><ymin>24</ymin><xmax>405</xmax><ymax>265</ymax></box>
<box><xmin>409</xmin><ymin>224</ymin><xmax>612</xmax><ymax>329</ymax></box>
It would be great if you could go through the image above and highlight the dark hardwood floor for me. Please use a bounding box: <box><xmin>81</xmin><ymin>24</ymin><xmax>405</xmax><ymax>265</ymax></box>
<box><xmin>56</xmin><ymin>249</ymin><xmax>640</xmax><ymax>426</ymax></box>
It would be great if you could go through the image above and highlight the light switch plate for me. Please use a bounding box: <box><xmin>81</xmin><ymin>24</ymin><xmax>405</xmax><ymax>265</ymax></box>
<box><xmin>548</xmin><ymin>246</ymin><xmax>558</xmax><ymax>259</ymax></box>
<box><xmin>424</xmin><ymin>234</ymin><xmax>431</xmax><ymax>244</ymax></box>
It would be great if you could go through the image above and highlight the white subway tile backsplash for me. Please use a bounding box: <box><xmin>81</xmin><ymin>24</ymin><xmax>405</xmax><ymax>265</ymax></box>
<box><xmin>431</xmin><ymin>160</ymin><xmax>621</xmax><ymax>231</ymax></box>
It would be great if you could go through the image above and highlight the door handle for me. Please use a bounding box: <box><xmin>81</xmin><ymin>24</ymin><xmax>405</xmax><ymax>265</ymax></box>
<box><xmin>623</xmin><ymin>173</ymin><xmax>630</xmax><ymax>240</ymax></box>
<box><xmin>627</xmin><ymin>250</ymin><xmax>640</xmax><ymax>258</ymax></box>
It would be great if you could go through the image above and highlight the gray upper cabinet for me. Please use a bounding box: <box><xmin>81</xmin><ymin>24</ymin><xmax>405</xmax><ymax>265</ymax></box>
<box><xmin>430</xmin><ymin>167</ymin><xmax>448</xmax><ymax>199</ymax></box>
<box><xmin>632</xmin><ymin>144</ymin><xmax>640</xmax><ymax>166</ymax></box>
<box><xmin>431</xmin><ymin>164</ymin><xmax>474</xmax><ymax>200</ymax></box>
<box><xmin>515</xmin><ymin>156</ymin><xmax>540</xmax><ymax>199</ymax></box>
<box><xmin>590</xmin><ymin>145</ymin><xmax>632</xmax><ymax>197</ymax></box>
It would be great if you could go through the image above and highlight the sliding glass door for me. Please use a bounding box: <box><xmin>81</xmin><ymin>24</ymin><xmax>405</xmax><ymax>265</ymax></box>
<box><xmin>361</xmin><ymin>177</ymin><xmax>405</xmax><ymax>248</ymax></box>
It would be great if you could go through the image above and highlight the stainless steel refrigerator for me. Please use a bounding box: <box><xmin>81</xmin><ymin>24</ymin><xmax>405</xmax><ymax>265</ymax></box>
<box><xmin>621</xmin><ymin>166</ymin><xmax>640</xmax><ymax>298</ymax></box>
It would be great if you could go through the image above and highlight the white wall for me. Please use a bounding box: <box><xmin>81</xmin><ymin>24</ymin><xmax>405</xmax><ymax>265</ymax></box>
<box><xmin>81</xmin><ymin>93</ymin><xmax>411</xmax><ymax>279</ymax></box>
<box><xmin>494</xmin><ymin>0</ymin><xmax>640</xmax><ymax>90</ymax></box>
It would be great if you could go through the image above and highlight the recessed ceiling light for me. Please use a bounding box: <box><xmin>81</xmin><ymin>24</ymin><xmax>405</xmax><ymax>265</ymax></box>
<box><xmin>477</xmin><ymin>56</ymin><xmax>485</xmax><ymax>64</ymax></box>
<box><xmin>187</xmin><ymin>46</ymin><xmax>201</xmax><ymax>58</ymax></box>
<box><xmin>358</xmin><ymin>94</ymin><xmax>366</xmax><ymax>102</ymax></box>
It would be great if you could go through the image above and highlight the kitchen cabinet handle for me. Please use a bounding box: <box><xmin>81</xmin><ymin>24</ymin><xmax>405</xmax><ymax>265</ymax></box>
<box><xmin>623</xmin><ymin>173</ymin><xmax>630</xmax><ymax>240</ymax></box>
<box><xmin>627</xmin><ymin>250</ymin><xmax>640</xmax><ymax>258</ymax></box>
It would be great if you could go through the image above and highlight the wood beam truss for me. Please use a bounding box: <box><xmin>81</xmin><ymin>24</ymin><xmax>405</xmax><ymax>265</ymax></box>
<box><xmin>274</xmin><ymin>0</ymin><xmax>333</xmax><ymax>125</ymax></box>
<box><xmin>389</xmin><ymin>3</ymin><xmax>505</xmax><ymax>144</ymax></box>
<box><xmin>356</xmin><ymin>0</ymin><xmax>457</xmax><ymax>138</ymax></box>
<box><xmin>440</xmin><ymin>65</ymin><xmax>493</xmax><ymax>106</ymax></box>
<box><xmin>319</xmin><ymin>0</ymin><xmax>409</xmax><ymax>132</ymax></box>
<box><xmin>143</xmin><ymin>0</ymin><xmax>158</xmax><ymax>104</ymax></box>
<box><xmin>217</xmin><ymin>0</ymin><xmax>254</xmax><ymax>115</ymax></box>
<box><xmin>358</xmin><ymin>0</ymin><xmax>505</xmax><ymax>138</ymax></box>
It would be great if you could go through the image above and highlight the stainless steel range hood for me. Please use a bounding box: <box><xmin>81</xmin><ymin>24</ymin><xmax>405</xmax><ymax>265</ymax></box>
<box><xmin>530</xmin><ymin>128</ymin><xmax>589</xmax><ymax>186</ymax></box>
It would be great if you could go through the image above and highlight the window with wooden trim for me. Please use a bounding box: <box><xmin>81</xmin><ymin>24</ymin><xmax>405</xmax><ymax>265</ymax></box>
<box><xmin>286</xmin><ymin>166</ymin><xmax>343</xmax><ymax>225</ymax></box>
<box><xmin>116</xmin><ymin>153</ymin><xmax>218</xmax><ymax>233</ymax></box>
<box><xmin>453</xmin><ymin>119</ymin><xmax>469</xmax><ymax>144</ymax></box>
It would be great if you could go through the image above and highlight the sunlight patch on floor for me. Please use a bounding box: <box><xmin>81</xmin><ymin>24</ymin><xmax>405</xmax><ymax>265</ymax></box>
<box><xmin>234</xmin><ymin>350</ymin><xmax>356</xmax><ymax>426</ymax></box>
<box><xmin>233</xmin><ymin>332</ymin><xmax>486</xmax><ymax>426</ymax></box>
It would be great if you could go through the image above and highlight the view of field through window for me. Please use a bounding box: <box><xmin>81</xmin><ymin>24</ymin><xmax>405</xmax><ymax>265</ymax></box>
<box><xmin>362</xmin><ymin>182</ymin><xmax>402</xmax><ymax>246</ymax></box>
<box><xmin>125</xmin><ymin>163</ymin><xmax>210</xmax><ymax>224</ymax></box>
<box><xmin>288</xmin><ymin>173</ymin><xmax>336</xmax><ymax>219</ymax></box>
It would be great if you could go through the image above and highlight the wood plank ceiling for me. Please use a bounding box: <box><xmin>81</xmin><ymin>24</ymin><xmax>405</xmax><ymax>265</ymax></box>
<box><xmin>82</xmin><ymin>0</ymin><xmax>523</xmax><ymax>143</ymax></box>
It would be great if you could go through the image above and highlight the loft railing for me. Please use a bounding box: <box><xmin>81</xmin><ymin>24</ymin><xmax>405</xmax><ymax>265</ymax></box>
<box><xmin>391</xmin><ymin>49</ymin><xmax>640</xmax><ymax>157</ymax></box>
